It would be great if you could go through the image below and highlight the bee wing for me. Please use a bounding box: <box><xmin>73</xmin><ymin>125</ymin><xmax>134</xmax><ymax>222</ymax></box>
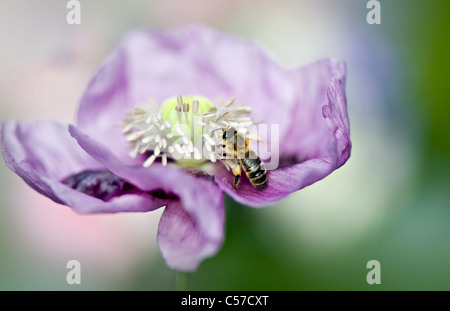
<box><xmin>246</xmin><ymin>133</ymin><xmax>261</xmax><ymax>142</ymax></box>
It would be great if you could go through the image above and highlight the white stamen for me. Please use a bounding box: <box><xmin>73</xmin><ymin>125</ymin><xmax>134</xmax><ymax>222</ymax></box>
<box><xmin>175</xmin><ymin>126</ymin><xmax>185</xmax><ymax>136</ymax></box>
<box><xmin>225</xmin><ymin>98</ymin><xmax>235</xmax><ymax>107</ymax></box>
<box><xmin>181</xmin><ymin>136</ymin><xmax>189</xmax><ymax>145</ymax></box>
<box><xmin>183</xmin><ymin>144</ymin><xmax>190</xmax><ymax>154</ymax></box>
<box><xmin>235</xmin><ymin>106</ymin><xmax>252</xmax><ymax>113</ymax></box>
<box><xmin>162</xmin><ymin>154</ymin><xmax>167</xmax><ymax>166</ymax></box>
<box><xmin>126</xmin><ymin>131</ymin><xmax>144</xmax><ymax>142</ymax></box>
<box><xmin>193</xmin><ymin>147</ymin><xmax>202</xmax><ymax>160</ymax></box>
<box><xmin>154</xmin><ymin>145</ymin><xmax>161</xmax><ymax>156</ymax></box>
<box><xmin>201</xmin><ymin>114</ymin><xmax>215</xmax><ymax>118</ymax></box>
<box><xmin>122</xmin><ymin>123</ymin><xmax>134</xmax><ymax>134</ymax></box>
<box><xmin>129</xmin><ymin>144</ymin><xmax>139</xmax><ymax>158</ymax></box>
<box><xmin>217</xmin><ymin>111</ymin><xmax>230</xmax><ymax>120</ymax></box>
<box><xmin>176</xmin><ymin>109</ymin><xmax>182</xmax><ymax>124</ymax></box>
<box><xmin>235</xmin><ymin>120</ymin><xmax>253</xmax><ymax>127</ymax></box>
<box><xmin>174</xmin><ymin>143</ymin><xmax>183</xmax><ymax>154</ymax></box>
<box><xmin>133</xmin><ymin>107</ymin><xmax>147</xmax><ymax>115</ymax></box>
<box><xmin>203</xmin><ymin>134</ymin><xmax>216</xmax><ymax>146</ymax></box>
<box><xmin>187</xmin><ymin>141</ymin><xmax>194</xmax><ymax>153</ymax></box>
<box><xmin>140</xmin><ymin>144</ymin><xmax>151</xmax><ymax>154</ymax></box>
<box><xmin>205</xmin><ymin>141</ymin><xmax>212</xmax><ymax>152</ymax></box>
<box><xmin>161</xmin><ymin>138</ymin><xmax>168</xmax><ymax>149</ymax></box>
<box><xmin>142</xmin><ymin>135</ymin><xmax>155</xmax><ymax>144</ymax></box>
<box><xmin>192</xmin><ymin>99</ymin><xmax>199</xmax><ymax>113</ymax></box>
<box><xmin>155</xmin><ymin>135</ymin><xmax>161</xmax><ymax>143</ymax></box>
<box><xmin>143</xmin><ymin>155</ymin><xmax>156</xmax><ymax>167</ymax></box>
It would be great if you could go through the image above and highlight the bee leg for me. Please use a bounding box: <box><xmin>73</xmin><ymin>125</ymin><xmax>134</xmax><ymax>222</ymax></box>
<box><xmin>231</xmin><ymin>165</ymin><xmax>241</xmax><ymax>191</ymax></box>
<box><xmin>233</xmin><ymin>175</ymin><xmax>241</xmax><ymax>190</ymax></box>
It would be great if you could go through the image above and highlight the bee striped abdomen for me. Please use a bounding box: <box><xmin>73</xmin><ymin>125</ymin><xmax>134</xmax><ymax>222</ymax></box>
<box><xmin>242</xmin><ymin>150</ymin><xmax>267</xmax><ymax>189</ymax></box>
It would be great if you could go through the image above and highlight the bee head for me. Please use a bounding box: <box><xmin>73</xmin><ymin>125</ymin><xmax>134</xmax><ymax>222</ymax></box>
<box><xmin>222</xmin><ymin>127</ymin><xmax>237</xmax><ymax>140</ymax></box>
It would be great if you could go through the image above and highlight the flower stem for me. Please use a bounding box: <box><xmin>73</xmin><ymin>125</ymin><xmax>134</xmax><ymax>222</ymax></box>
<box><xmin>176</xmin><ymin>271</ymin><xmax>189</xmax><ymax>291</ymax></box>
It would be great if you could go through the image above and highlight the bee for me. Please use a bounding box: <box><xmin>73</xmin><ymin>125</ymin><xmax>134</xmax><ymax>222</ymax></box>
<box><xmin>220</xmin><ymin>127</ymin><xmax>267</xmax><ymax>190</ymax></box>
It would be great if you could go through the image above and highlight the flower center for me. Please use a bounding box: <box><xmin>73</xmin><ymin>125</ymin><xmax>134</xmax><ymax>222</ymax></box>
<box><xmin>160</xmin><ymin>95</ymin><xmax>213</xmax><ymax>143</ymax></box>
<box><xmin>121</xmin><ymin>95</ymin><xmax>257</xmax><ymax>168</ymax></box>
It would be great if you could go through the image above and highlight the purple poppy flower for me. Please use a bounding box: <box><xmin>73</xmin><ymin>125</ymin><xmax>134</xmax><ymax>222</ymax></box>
<box><xmin>0</xmin><ymin>25</ymin><xmax>351</xmax><ymax>272</ymax></box>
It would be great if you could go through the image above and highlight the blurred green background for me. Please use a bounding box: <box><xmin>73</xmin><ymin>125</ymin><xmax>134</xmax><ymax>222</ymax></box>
<box><xmin>1</xmin><ymin>0</ymin><xmax>449</xmax><ymax>290</ymax></box>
